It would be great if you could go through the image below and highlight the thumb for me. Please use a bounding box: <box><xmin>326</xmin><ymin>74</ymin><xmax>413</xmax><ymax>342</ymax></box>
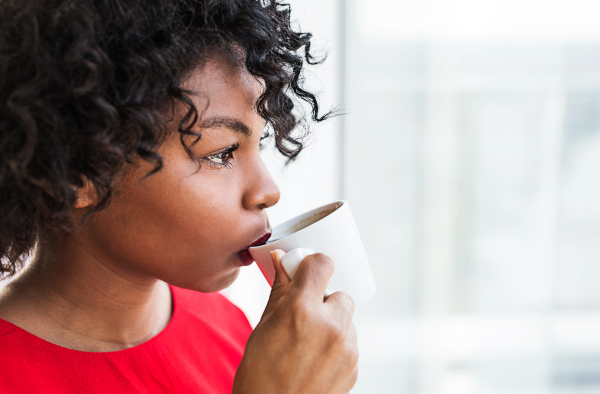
<box><xmin>262</xmin><ymin>249</ymin><xmax>290</xmax><ymax>316</ymax></box>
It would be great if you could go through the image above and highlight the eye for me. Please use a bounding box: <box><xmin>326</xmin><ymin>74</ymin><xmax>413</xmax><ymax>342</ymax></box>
<box><xmin>206</xmin><ymin>151</ymin><xmax>232</xmax><ymax>165</ymax></box>
<box><xmin>202</xmin><ymin>143</ymin><xmax>239</xmax><ymax>169</ymax></box>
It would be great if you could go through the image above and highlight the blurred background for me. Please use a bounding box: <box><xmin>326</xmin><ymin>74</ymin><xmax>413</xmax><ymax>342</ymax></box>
<box><xmin>222</xmin><ymin>0</ymin><xmax>600</xmax><ymax>393</ymax></box>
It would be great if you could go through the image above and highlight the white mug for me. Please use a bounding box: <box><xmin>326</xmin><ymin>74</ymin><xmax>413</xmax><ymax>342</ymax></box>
<box><xmin>249</xmin><ymin>200</ymin><xmax>376</xmax><ymax>307</ymax></box>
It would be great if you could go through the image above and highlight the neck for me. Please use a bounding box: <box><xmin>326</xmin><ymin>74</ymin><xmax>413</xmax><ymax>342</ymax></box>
<box><xmin>0</xmin><ymin>234</ymin><xmax>173</xmax><ymax>352</ymax></box>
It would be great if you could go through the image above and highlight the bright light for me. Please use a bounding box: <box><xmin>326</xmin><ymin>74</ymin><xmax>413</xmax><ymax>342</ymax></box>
<box><xmin>358</xmin><ymin>0</ymin><xmax>600</xmax><ymax>41</ymax></box>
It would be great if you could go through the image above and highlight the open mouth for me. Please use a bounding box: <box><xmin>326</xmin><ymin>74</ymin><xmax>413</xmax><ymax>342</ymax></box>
<box><xmin>237</xmin><ymin>231</ymin><xmax>271</xmax><ymax>266</ymax></box>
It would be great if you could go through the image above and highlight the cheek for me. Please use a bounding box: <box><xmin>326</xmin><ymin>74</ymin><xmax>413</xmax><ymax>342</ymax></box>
<box><xmin>83</xmin><ymin>160</ymin><xmax>247</xmax><ymax>290</ymax></box>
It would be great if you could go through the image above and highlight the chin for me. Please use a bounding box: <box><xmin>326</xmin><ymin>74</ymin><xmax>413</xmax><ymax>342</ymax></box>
<box><xmin>216</xmin><ymin>266</ymin><xmax>241</xmax><ymax>291</ymax></box>
<box><xmin>181</xmin><ymin>266</ymin><xmax>241</xmax><ymax>293</ymax></box>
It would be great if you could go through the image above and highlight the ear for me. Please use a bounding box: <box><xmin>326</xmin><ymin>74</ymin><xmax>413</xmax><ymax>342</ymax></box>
<box><xmin>74</xmin><ymin>176</ymin><xmax>97</xmax><ymax>209</ymax></box>
<box><xmin>40</xmin><ymin>176</ymin><xmax>98</xmax><ymax>208</ymax></box>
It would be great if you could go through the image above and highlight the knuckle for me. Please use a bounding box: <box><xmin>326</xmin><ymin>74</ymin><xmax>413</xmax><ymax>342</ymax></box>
<box><xmin>336</xmin><ymin>291</ymin><xmax>355</xmax><ymax>314</ymax></box>
<box><xmin>288</xmin><ymin>297</ymin><xmax>312</xmax><ymax>331</ymax></box>
<box><xmin>349</xmin><ymin>322</ymin><xmax>358</xmax><ymax>342</ymax></box>
<box><xmin>341</xmin><ymin>366</ymin><xmax>359</xmax><ymax>393</ymax></box>
<box><xmin>289</xmin><ymin>296</ymin><xmax>310</xmax><ymax>317</ymax></box>
<box><xmin>351</xmin><ymin>365</ymin><xmax>359</xmax><ymax>386</ymax></box>
<box><xmin>326</xmin><ymin>321</ymin><xmax>346</xmax><ymax>343</ymax></box>
<box><xmin>346</xmin><ymin>343</ymin><xmax>359</xmax><ymax>365</ymax></box>
<box><xmin>313</xmin><ymin>253</ymin><xmax>335</xmax><ymax>274</ymax></box>
<box><xmin>341</xmin><ymin>349</ymin><xmax>359</xmax><ymax>391</ymax></box>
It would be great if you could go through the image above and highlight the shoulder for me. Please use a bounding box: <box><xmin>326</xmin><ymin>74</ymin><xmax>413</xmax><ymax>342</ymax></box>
<box><xmin>0</xmin><ymin>285</ymin><xmax>42</xmax><ymax>353</ymax></box>
<box><xmin>0</xmin><ymin>318</ymin><xmax>21</xmax><ymax>344</ymax></box>
<box><xmin>0</xmin><ymin>318</ymin><xmax>46</xmax><ymax>389</ymax></box>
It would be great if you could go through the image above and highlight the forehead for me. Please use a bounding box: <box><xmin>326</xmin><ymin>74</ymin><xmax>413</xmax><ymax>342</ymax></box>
<box><xmin>183</xmin><ymin>56</ymin><xmax>264</xmax><ymax>120</ymax></box>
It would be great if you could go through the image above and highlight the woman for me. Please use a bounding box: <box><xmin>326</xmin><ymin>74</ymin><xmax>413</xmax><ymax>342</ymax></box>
<box><xmin>0</xmin><ymin>0</ymin><xmax>358</xmax><ymax>393</ymax></box>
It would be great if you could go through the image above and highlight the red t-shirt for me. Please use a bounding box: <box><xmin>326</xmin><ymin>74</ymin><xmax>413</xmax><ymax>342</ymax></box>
<box><xmin>0</xmin><ymin>285</ymin><xmax>252</xmax><ymax>393</ymax></box>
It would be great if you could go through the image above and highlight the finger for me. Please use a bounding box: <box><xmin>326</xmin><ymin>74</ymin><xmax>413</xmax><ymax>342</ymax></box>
<box><xmin>291</xmin><ymin>253</ymin><xmax>335</xmax><ymax>303</ymax></box>
<box><xmin>338</xmin><ymin>323</ymin><xmax>359</xmax><ymax>394</ymax></box>
<box><xmin>262</xmin><ymin>249</ymin><xmax>290</xmax><ymax>316</ymax></box>
<box><xmin>271</xmin><ymin>249</ymin><xmax>290</xmax><ymax>286</ymax></box>
<box><xmin>324</xmin><ymin>291</ymin><xmax>355</xmax><ymax>325</ymax></box>
<box><xmin>347</xmin><ymin>321</ymin><xmax>358</xmax><ymax>346</ymax></box>
<box><xmin>340</xmin><ymin>362</ymin><xmax>359</xmax><ymax>394</ymax></box>
<box><xmin>343</xmin><ymin>323</ymin><xmax>359</xmax><ymax>391</ymax></box>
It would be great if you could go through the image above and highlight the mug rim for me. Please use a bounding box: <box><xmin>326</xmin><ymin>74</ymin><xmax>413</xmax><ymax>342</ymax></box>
<box><xmin>249</xmin><ymin>199</ymin><xmax>347</xmax><ymax>252</ymax></box>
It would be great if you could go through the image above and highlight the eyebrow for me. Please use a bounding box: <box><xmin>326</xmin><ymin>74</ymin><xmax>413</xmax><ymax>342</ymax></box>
<box><xmin>197</xmin><ymin>116</ymin><xmax>251</xmax><ymax>137</ymax></box>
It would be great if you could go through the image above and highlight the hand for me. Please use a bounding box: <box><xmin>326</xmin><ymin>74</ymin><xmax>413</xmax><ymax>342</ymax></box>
<box><xmin>232</xmin><ymin>250</ymin><xmax>358</xmax><ymax>394</ymax></box>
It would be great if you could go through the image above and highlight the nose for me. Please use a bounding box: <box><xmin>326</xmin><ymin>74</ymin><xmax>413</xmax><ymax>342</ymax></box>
<box><xmin>242</xmin><ymin>155</ymin><xmax>280</xmax><ymax>211</ymax></box>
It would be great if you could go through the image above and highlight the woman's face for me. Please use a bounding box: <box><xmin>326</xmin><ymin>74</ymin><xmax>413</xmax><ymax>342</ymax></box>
<box><xmin>75</xmin><ymin>57</ymin><xmax>280</xmax><ymax>292</ymax></box>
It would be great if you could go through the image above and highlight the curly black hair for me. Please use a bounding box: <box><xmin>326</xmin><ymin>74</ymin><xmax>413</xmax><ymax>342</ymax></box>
<box><xmin>0</xmin><ymin>0</ymin><xmax>334</xmax><ymax>279</ymax></box>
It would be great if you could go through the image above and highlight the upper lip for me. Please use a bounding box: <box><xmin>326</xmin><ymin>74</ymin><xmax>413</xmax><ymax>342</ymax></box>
<box><xmin>241</xmin><ymin>230</ymin><xmax>272</xmax><ymax>251</ymax></box>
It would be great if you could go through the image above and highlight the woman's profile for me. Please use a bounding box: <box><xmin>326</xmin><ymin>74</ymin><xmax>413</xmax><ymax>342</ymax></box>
<box><xmin>0</xmin><ymin>0</ymin><xmax>358</xmax><ymax>392</ymax></box>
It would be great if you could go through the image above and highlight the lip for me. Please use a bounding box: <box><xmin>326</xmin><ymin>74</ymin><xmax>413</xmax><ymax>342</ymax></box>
<box><xmin>237</xmin><ymin>230</ymin><xmax>272</xmax><ymax>266</ymax></box>
<box><xmin>247</xmin><ymin>232</ymin><xmax>272</xmax><ymax>248</ymax></box>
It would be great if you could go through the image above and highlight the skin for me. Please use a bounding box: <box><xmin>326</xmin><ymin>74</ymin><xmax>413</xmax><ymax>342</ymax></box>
<box><xmin>234</xmin><ymin>250</ymin><xmax>359</xmax><ymax>394</ymax></box>
<box><xmin>0</xmin><ymin>55</ymin><xmax>358</xmax><ymax>393</ymax></box>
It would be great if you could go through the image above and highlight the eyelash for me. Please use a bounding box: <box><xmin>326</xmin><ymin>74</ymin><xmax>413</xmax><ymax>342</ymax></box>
<box><xmin>202</xmin><ymin>143</ymin><xmax>240</xmax><ymax>169</ymax></box>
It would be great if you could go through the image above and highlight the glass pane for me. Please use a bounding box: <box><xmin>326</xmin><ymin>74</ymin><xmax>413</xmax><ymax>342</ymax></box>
<box><xmin>346</xmin><ymin>1</ymin><xmax>600</xmax><ymax>392</ymax></box>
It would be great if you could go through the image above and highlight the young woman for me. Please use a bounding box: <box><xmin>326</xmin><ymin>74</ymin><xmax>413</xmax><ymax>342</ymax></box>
<box><xmin>0</xmin><ymin>0</ymin><xmax>358</xmax><ymax>393</ymax></box>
